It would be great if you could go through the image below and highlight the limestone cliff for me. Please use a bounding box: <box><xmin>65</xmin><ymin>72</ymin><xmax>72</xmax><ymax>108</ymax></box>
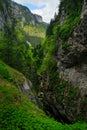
<box><xmin>11</xmin><ymin>1</ymin><xmax>43</xmax><ymax>25</ymax></box>
<box><xmin>0</xmin><ymin>60</ymin><xmax>37</xmax><ymax>105</ymax></box>
<box><xmin>0</xmin><ymin>0</ymin><xmax>43</xmax><ymax>30</ymax></box>
<box><xmin>15</xmin><ymin>77</ymin><xmax>37</xmax><ymax>105</ymax></box>
<box><xmin>56</xmin><ymin>14</ymin><xmax>87</xmax><ymax>121</ymax></box>
<box><xmin>38</xmin><ymin>0</ymin><xmax>87</xmax><ymax>123</ymax></box>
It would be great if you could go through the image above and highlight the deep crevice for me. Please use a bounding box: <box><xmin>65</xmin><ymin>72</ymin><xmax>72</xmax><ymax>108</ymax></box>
<box><xmin>43</xmin><ymin>104</ymin><xmax>71</xmax><ymax>124</ymax></box>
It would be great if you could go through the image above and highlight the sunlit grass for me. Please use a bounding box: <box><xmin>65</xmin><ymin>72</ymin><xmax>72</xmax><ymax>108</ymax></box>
<box><xmin>23</xmin><ymin>25</ymin><xmax>45</xmax><ymax>38</ymax></box>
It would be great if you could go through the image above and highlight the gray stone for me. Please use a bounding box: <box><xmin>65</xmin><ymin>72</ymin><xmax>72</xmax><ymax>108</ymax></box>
<box><xmin>39</xmin><ymin>2</ymin><xmax>87</xmax><ymax>122</ymax></box>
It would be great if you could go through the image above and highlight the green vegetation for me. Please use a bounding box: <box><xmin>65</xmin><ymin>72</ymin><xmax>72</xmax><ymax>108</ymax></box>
<box><xmin>0</xmin><ymin>21</ymin><xmax>45</xmax><ymax>87</ymax></box>
<box><xmin>0</xmin><ymin>0</ymin><xmax>87</xmax><ymax>129</ymax></box>
<box><xmin>56</xmin><ymin>0</ymin><xmax>83</xmax><ymax>41</ymax></box>
<box><xmin>22</xmin><ymin>24</ymin><xmax>46</xmax><ymax>47</ymax></box>
<box><xmin>62</xmin><ymin>42</ymin><xmax>70</xmax><ymax>49</ymax></box>
<box><xmin>37</xmin><ymin>0</ymin><xmax>86</xmax><ymax>124</ymax></box>
<box><xmin>69</xmin><ymin>87</ymin><xmax>77</xmax><ymax>100</ymax></box>
<box><xmin>0</xmin><ymin>0</ymin><xmax>46</xmax><ymax>81</ymax></box>
<box><xmin>0</xmin><ymin>61</ymin><xmax>87</xmax><ymax>130</ymax></box>
<box><xmin>38</xmin><ymin>0</ymin><xmax>83</xmax><ymax>94</ymax></box>
<box><xmin>0</xmin><ymin>60</ymin><xmax>25</xmax><ymax>84</ymax></box>
<box><xmin>0</xmin><ymin>60</ymin><xmax>13</xmax><ymax>81</ymax></box>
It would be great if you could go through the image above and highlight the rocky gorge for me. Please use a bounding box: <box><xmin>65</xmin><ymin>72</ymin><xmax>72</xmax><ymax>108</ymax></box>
<box><xmin>37</xmin><ymin>0</ymin><xmax>87</xmax><ymax>123</ymax></box>
<box><xmin>0</xmin><ymin>0</ymin><xmax>87</xmax><ymax>128</ymax></box>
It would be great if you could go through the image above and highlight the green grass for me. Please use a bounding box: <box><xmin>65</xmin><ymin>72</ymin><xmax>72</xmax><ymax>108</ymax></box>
<box><xmin>0</xmin><ymin>60</ymin><xmax>24</xmax><ymax>84</ymax></box>
<box><xmin>54</xmin><ymin>0</ymin><xmax>83</xmax><ymax>41</ymax></box>
<box><xmin>0</xmin><ymin>83</ymin><xmax>87</xmax><ymax>130</ymax></box>
<box><xmin>0</xmin><ymin>60</ymin><xmax>87</xmax><ymax>130</ymax></box>
<box><xmin>0</xmin><ymin>60</ymin><xmax>14</xmax><ymax>81</ymax></box>
<box><xmin>23</xmin><ymin>25</ymin><xmax>46</xmax><ymax>46</ymax></box>
<box><xmin>24</xmin><ymin>25</ymin><xmax>45</xmax><ymax>38</ymax></box>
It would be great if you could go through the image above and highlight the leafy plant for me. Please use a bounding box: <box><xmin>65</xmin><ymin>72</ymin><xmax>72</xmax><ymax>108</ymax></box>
<box><xmin>62</xmin><ymin>42</ymin><xmax>70</xmax><ymax>49</ymax></box>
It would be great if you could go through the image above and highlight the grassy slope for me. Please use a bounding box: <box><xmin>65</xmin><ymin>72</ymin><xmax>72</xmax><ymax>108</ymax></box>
<box><xmin>0</xmin><ymin>60</ymin><xmax>87</xmax><ymax>130</ymax></box>
<box><xmin>23</xmin><ymin>25</ymin><xmax>46</xmax><ymax>46</ymax></box>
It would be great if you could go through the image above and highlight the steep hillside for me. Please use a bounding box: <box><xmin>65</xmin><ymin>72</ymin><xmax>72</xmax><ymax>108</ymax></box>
<box><xmin>11</xmin><ymin>1</ymin><xmax>45</xmax><ymax>26</ymax></box>
<box><xmin>0</xmin><ymin>0</ymin><xmax>46</xmax><ymax>28</ymax></box>
<box><xmin>0</xmin><ymin>0</ymin><xmax>46</xmax><ymax>46</ymax></box>
<box><xmin>0</xmin><ymin>0</ymin><xmax>46</xmax><ymax>85</ymax></box>
<box><xmin>0</xmin><ymin>0</ymin><xmax>87</xmax><ymax>129</ymax></box>
<box><xmin>38</xmin><ymin>0</ymin><xmax>87</xmax><ymax>123</ymax></box>
<box><xmin>23</xmin><ymin>24</ymin><xmax>46</xmax><ymax>46</ymax></box>
<box><xmin>12</xmin><ymin>0</ymin><xmax>47</xmax><ymax>46</ymax></box>
<box><xmin>0</xmin><ymin>61</ymin><xmax>87</xmax><ymax>129</ymax></box>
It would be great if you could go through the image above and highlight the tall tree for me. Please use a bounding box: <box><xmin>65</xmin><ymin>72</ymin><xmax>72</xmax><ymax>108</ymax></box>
<box><xmin>3</xmin><ymin>1</ymin><xmax>17</xmax><ymax>65</ymax></box>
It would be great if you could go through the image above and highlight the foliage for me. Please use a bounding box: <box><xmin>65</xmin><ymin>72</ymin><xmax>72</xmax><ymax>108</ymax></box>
<box><xmin>0</xmin><ymin>0</ymin><xmax>87</xmax><ymax>129</ymax></box>
<box><xmin>0</xmin><ymin>2</ymin><xmax>17</xmax><ymax>65</ymax></box>
<box><xmin>55</xmin><ymin>0</ymin><xmax>83</xmax><ymax>41</ymax></box>
<box><xmin>46</xmin><ymin>19</ymin><xmax>55</xmax><ymax>36</ymax></box>
<box><xmin>23</xmin><ymin>25</ymin><xmax>46</xmax><ymax>46</ymax></box>
<box><xmin>0</xmin><ymin>60</ymin><xmax>24</xmax><ymax>84</ymax></box>
<box><xmin>0</xmin><ymin>60</ymin><xmax>13</xmax><ymax>81</ymax></box>
<box><xmin>69</xmin><ymin>87</ymin><xmax>77</xmax><ymax>100</ymax></box>
<box><xmin>36</xmin><ymin>0</ymin><xmax>85</xmax><ymax>124</ymax></box>
<box><xmin>38</xmin><ymin>0</ymin><xmax>83</xmax><ymax>93</ymax></box>
<box><xmin>0</xmin><ymin>71</ymin><xmax>87</xmax><ymax>130</ymax></box>
<box><xmin>0</xmin><ymin>84</ymin><xmax>87</xmax><ymax>130</ymax></box>
<box><xmin>38</xmin><ymin>35</ymin><xmax>57</xmax><ymax>74</ymax></box>
<box><xmin>0</xmin><ymin>10</ymin><xmax>46</xmax><ymax>88</ymax></box>
<box><xmin>62</xmin><ymin>42</ymin><xmax>70</xmax><ymax>49</ymax></box>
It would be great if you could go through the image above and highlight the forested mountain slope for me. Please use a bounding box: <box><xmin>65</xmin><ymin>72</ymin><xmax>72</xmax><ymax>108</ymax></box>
<box><xmin>0</xmin><ymin>0</ymin><xmax>87</xmax><ymax>129</ymax></box>
<box><xmin>38</xmin><ymin>0</ymin><xmax>87</xmax><ymax>123</ymax></box>
<box><xmin>0</xmin><ymin>0</ymin><xmax>46</xmax><ymax>84</ymax></box>
<box><xmin>0</xmin><ymin>59</ymin><xmax>86</xmax><ymax>129</ymax></box>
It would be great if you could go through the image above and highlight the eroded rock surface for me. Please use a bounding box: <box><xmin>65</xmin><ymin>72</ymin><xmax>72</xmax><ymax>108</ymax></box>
<box><xmin>38</xmin><ymin>3</ymin><xmax>87</xmax><ymax>123</ymax></box>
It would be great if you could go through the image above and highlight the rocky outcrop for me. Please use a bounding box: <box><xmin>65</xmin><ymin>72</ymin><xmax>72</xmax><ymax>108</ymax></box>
<box><xmin>81</xmin><ymin>0</ymin><xmax>87</xmax><ymax>18</ymax></box>
<box><xmin>34</xmin><ymin>14</ymin><xmax>43</xmax><ymax>23</ymax></box>
<box><xmin>55</xmin><ymin>10</ymin><xmax>87</xmax><ymax>121</ymax></box>
<box><xmin>57</xmin><ymin>22</ymin><xmax>87</xmax><ymax>123</ymax></box>
<box><xmin>57</xmin><ymin>13</ymin><xmax>87</xmax><ymax>88</ymax></box>
<box><xmin>60</xmin><ymin>7</ymin><xmax>67</xmax><ymax>25</ymax></box>
<box><xmin>0</xmin><ymin>0</ymin><xmax>11</xmax><ymax>30</ymax></box>
<box><xmin>0</xmin><ymin>12</ymin><xmax>4</xmax><ymax>29</ymax></box>
<box><xmin>15</xmin><ymin>76</ymin><xmax>37</xmax><ymax>105</ymax></box>
<box><xmin>11</xmin><ymin>1</ymin><xmax>43</xmax><ymax>25</ymax></box>
<box><xmin>38</xmin><ymin>1</ymin><xmax>87</xmax><ymax>123</ymax></box>
<box><xmin>0</xmin><ymin>0</ymin><xmax>43</xmax><ymax>30</ymax></box>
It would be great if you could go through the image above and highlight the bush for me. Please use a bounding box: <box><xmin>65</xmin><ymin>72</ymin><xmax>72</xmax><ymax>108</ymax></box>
<box><xmin>0</xmin><ymin>61</ymin><xmax>13</xmax><ymax>81</ymax></box>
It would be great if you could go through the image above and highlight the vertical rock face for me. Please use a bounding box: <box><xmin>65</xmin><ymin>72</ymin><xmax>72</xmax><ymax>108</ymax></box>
<box><xmin>38</xmin><ymin>0</ymin><xmax>87</xmax><ymax>123</ymax></box>
<box><xmin>11</xmin><ymin>1</ymin><xmax>43</xmax><ymax>25</ymax></box>
<box><xmin>34</xmin><ymin>15</ymin><xmax>43</xmax><ymax>23</ymax></box>
<box><xmin>56</xmin><ymin>2</ymin><xmax>87</xmax><ymax>121</ymax></box>
<box><xmin>0</xmin><ymin>1</ymin><xmax>10</xmax><ymax>31</ymax></box>
<box><xmin>56</xmin><ymin>13</ymin><xmax>87</xmax><ymax>121</ymax></box>
<box><xmin>57</xmin><ymin>10</ymin><xmax>87</xmax><ymax>86</ymax></box>
<box><xmin>0</xmin><ymin>0</ymin><xmax>43</xmax><ymax>30</ymax></box>
<box><xmin>0</xmin><ymin>12</ymin><xmax>4</xmax><ymax>29</ymax></box>
<box><xmin>81</xmin><ymin>0</ymin><xmax>87</xmax><ymax>18</ymax></box>
<box><xmin>60</xmin><ymin>7</ymin><xmax>67</xmax><ymax>25</ymax></box>
<box><xmin>15</xmin><ymin>77</ymin><xmax>37</xmax><ymax>105</ymax></box>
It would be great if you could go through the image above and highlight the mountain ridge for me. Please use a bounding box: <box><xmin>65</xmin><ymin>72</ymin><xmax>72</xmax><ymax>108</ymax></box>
<box><xmin>0</xmin><ymin>0</ymin><xmax>47</xmax><ymax>31</ymax></box>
